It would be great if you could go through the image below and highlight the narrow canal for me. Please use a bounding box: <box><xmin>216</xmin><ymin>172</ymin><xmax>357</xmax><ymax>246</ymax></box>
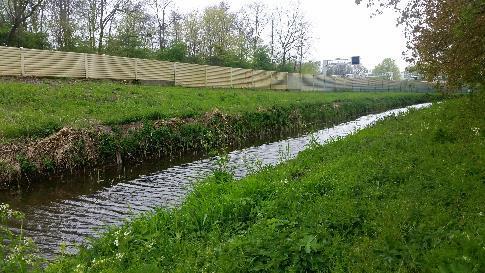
<box><xmin>0</xmin><ymin>103</ymin><xmax>431</xmax><ymax>258</ymax></box>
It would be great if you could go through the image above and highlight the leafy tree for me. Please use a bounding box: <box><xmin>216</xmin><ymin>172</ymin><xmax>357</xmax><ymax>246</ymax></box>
<box><xmin>300</xmin><ymin>61</ymin><xmax>320</xmax><ymax>75</ymax></box>
<box><xmin>252</xmin><ymin>46</ymin><xmax>274</xmax><ymax>70</ymax></box>
<box><xmin>157</xmin><ymin>41</ymin><xmax>187</xmax><ymax>62</ymax></box>
<box><xmin>356</xmin><ymin>0</ymin><xmax>484</xmax><ymax>89</ymax></box>
<box><xmin>373</xmin><ymin>58</ymin><xmax>401</xmax><ymax>80</ymax></box>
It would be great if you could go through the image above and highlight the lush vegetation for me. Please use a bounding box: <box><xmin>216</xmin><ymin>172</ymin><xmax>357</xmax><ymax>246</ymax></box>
<box><xmin>0</xmin><ymin>80</ymin><xmax>432</xmax><ymax>140</ymax></box>
<box><xmin>38</xmin><ymin>93</ymin><xmax>483</xmax><ymax>272</ymax></box>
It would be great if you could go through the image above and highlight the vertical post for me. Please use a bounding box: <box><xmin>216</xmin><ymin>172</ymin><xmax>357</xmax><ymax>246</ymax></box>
<box><xmin>84</xmin><ymin>53</ymin><xmax>89</xmax><ymax>79</ymax></box>
<box><xmin>20</xmin><ymin>47</ymin><xmax>25</xmax><ymax>76</ymax></box>
<box><xmin>134</xmin><ymin>59</ymin><xmax>138</xmax><ymax>80</ymax></box>
<box><xmin>286</xmin><ymin>72</ymin><xmax>289</xmax><ymax>91</ymax></box>
<box><xmin>230</xmin><ymin>67</ymin><xmax>233</xmax><ymax>88</ymax></box>
<box><xmin>205</xmin><ymin>65</ymin><xmax>208</xmax><ymax>88</ymax></box>
<box><xmin>312</xmin><ymin>74</ymin><xmax>315</xmax><ymax>91</ymax></box>
<box><xmin>251</xmin><ymin>70</ymin><xmax>255</xmax><ymax>89</ymax></box>
<box><xmin>173</xmin><ymin>62</ymin><xmax>177</xmax><ymax>86</ymax></box>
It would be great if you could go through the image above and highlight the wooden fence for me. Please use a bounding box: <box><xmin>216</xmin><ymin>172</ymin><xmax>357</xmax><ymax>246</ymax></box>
<box><xmin>0</xmin><ymin>46</ymin><xmax>434</xmax><ymax>92</ymax></box>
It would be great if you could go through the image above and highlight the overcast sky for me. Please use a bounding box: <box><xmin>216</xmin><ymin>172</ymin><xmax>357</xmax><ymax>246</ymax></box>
<box><xmin>174</xmin><ymin>0</ymin><xmax>408</xmax><ymax>71</ymax></box>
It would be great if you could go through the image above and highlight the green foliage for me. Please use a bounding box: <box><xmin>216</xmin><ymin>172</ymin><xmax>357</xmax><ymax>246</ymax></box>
<box><xmin>300</xmin><ymin>61</ymin><xmax>321</xmax><ymax>75</ymax></box>
<box><xmin>0</xmin><ymin>80</ymin><xmax>432</xmax><ymax>139</ymax></box>
<box><xmin>45</xmin><ymin>94</ymin><xmax>484</xmax><ymax>272</ymax></box>
<box><xmin>0</xmin><ymin>204</ymin><xmax>44</xmax><ymax>273</ymax></box>
<box><xmin>373</xmin><ymin>58</ymin><xmax>401</xmax><ymax>80</ymax></box>
<box><xmin>157</xmin><ymin>42</ymin><xmax>188</xmax><ymax>62</ymax></box>
<box><xmin>252</xmin><ymin>47</ymin><xmax>274</xmax><ymax>71</ymax></box>
<box><xmin>0</xmin><ymin>25</ymin><xmax>50</xmax><ymax>49</ymax></box>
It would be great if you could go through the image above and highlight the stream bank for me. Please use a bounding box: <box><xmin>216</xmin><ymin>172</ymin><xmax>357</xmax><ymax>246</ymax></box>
<box><xmin>0</xmin><ymin>94</ymin><xmax>435</xmax><ymax>189</ymax></box>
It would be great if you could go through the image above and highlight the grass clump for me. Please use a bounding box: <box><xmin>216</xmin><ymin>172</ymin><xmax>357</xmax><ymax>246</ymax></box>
<box><xmin>44</xmin><ymin>94</ymin><xmax>484</xmax><ymax>272</ymax></box>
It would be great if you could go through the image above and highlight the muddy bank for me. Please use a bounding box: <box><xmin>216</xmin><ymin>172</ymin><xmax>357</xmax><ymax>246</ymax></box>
<box><xmin>0</xmin><ymin>95</ymin><xmax>434</xmax><ymax>189</ymax></box>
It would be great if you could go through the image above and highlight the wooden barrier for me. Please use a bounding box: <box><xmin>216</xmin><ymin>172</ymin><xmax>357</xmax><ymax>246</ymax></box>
<box><xmin>0</xmin><ymin>46</ymin><xmax>433</xmax><ymax>92</ymax></box>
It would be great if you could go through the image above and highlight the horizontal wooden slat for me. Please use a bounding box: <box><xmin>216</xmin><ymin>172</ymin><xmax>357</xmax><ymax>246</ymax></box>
<box><xmin>87</xmin><ymin>54</ymin><xmax>135</xmax><ymax>80</ymax></box>
<box><xmin>175</xmin><ymin>63</ymin><xmax>205</xmax><ymax>87</ymax></box>
<box><xmin>232</xmin><ymin>68</ymin><xmax>253</xmax><ymax>88</ymax></box>
<box><xmin>0</xmin><ymin>47</ymin><xmax>21</xmax><ymax>76</ymax></box>
<box><xmin>24</xmin><ymin>49</ymin><xmax>85</xmax><ymax>78</ymax></box>
<box><xmin>136</xmin><ymin>59</ymin><xmax>174</xmax><ymax>81</ymax></box>
<box><xmin>206</xmin><ymin>66</ymin><xmax>231</xmax><ymax>88</ymax></box>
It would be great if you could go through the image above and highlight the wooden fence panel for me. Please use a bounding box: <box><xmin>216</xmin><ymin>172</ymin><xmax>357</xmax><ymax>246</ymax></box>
<box><xmin>206</xmin><ymin>66</ymin><xmax>231</xmax><ymax>88</ymax></box>
<box><xmin>253</xmin><ymin>70</ymin><xmax>272</xmax><ymax>89</ymax></box>
<box><xmin>0</xmin><ymin>47</ymin><xmax>21</xmax><ymax>76</ymax></box>
<box><xmin>287</xmin><ymin>73</ymin><xmax>302</xmax><ymax>90</ymax></box>
<box><xmin>136</xmin><ymin>59</ymin><xmax>174</xmax><ymax>82</ymax></box>
<box><xmin>271</xmin><ymin>72</ymin><xmax>288</xmax><ymax>90</ymax></box>
<box><xmin>87</xmin><ymin>54</ymin><xmax>135</xmax><ymax>80</ymax></box>
<box><xmin>301</xmin><ymin>74</ymin><xmax>315</xmax><ymax>91</ymax></box>
<box><xmin>175</xmin><ymin>63</ymin><xmax>205</xmax><ymax>87</ymax></box>
<box><xmin>23</xmin><ymin>49</ymin><xmax>85</xmax><ymax>78</ymax></box>
<box><xmin>0</xmin><ymin>46</ymin><xmax>434</xmax><ymax>93</ymax></box>
<box><xmin>232</xmin><ymin>68</ymin><xmax>253</xmax><ymax>88</ymax></box>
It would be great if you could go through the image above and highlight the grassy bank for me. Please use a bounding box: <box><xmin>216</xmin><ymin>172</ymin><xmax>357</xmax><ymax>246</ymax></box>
<box><xmin>0</xmin><ymin>79</ymin><xmax>435</xmax><ymax>187</ymax></box>
<box><xmin>0</xmin><ymin>79</ymin><xmax>431</xmax><ymax>139</ymax></box>
<box><xmin>40</xmin><ymin>93</ymin><xmax>484</xmax><ymax>272</ymax></box>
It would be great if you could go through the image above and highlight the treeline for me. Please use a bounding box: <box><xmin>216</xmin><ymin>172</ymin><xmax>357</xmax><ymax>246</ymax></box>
<box><xmin>0</xmin><ymin>0</ymin><xmax>320</xmax><ymax>73</ymax></box>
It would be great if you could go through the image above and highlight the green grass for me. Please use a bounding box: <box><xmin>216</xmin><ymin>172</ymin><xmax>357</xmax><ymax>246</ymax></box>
<box><xmin>0</xmin><ymin>80</ymin><xmax>432</xmax><ymax>139</ymax></box>
<box><xmin>43</xmin><ymin>94</ymin><xmax>484</xmax><ymax>272</ymax></box>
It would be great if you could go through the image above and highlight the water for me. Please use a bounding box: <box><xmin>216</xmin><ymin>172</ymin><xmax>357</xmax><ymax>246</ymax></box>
<box><xmin>0</xmin><ymin>103</ymin><xmax>431</xmax><ymax>258</ymax></box>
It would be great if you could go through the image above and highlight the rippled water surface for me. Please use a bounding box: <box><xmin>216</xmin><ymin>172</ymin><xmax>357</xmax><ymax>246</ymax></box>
<box><xmin>0</xmin><ymin>103</ymin><xmax>431</xmax><ymax>258</ymax></box>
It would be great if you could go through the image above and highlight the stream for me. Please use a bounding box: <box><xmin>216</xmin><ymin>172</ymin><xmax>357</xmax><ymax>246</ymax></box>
<box><xmin>0</xmin><ymin>103</ymin><xmax>432</xmax><ymax>258</ymax></box>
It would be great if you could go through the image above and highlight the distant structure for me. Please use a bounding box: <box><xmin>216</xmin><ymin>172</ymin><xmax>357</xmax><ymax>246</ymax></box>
<box><xmin>321</xmin><ymin>57</ymin><xmax>366</xmax><ymax>78</ymax></box>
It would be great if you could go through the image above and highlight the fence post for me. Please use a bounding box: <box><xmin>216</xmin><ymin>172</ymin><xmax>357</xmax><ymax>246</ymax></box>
<box><xmin>205</xmin><ymin>65</ymin><xmax>208</xmax><ymax>88</ymax></box>
<box><xmin>84</xmin><ymin>53</ymin><xmax>89</xmax><ymax>79</ymax></box>
<box><xmin>312</xmin><ymin>74</ymin><xmax>315</xmax><ymax>91</ymax></box>
<box><xmin>134</xmin><ymin>59</ymin><xmax>138</xmax><ymax>80</ymax></box>
<box><xmin>230</xmin><ymin>67</ymin><xmax>233</xmax><ymax>88</ymax></box>
<box><xmin>286</xmin><ymin>72</ymin><xmax>289</xmax><ymax>91</ymax></box>
<box><xmin>173</xmin><ymin>62</ymin><xmax>177</xmax><ymax>86</ymax></box>
<box><xmin>251</xmin><ymin>70</ymin><xmax>255</xmax><ymax>89</ymax></box>
<box><xmin>20</xmin><ymin>47</ymin><xmax>25</xmax><ymax>76</ymax></box>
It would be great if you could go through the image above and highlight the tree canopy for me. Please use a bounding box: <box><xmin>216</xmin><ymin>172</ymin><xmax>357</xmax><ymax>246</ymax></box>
<box><xmin>356</xmin><ymin>0</ymin><xmax>485</xmax><ymax>89</ymax></box>
<box><xmin>373</xmin><ymin>58</ymin><xmax>401</xmax><ymax>80</ymax></box>
<box><xmin>0</xmin><ymin>0</ymin><xmax>315</xmax><ymax>72</ymax></box>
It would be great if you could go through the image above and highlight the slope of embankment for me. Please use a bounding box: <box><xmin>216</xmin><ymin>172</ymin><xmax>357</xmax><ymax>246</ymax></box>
<box><xmin>0</xmin><ymin>79</ymin><xmax>435</xmax><ymax>188</ymax></box>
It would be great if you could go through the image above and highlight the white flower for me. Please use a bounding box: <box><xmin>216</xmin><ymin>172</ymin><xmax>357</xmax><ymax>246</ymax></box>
<box><xmin>115</xmin><ymin>252</ymin><xmax>124</xmax><ymax>260</ymax></box>
<box><xmin>472</xmin><ymin>127</ymin><xmax>480</xmax><ymax>136</ymax></box>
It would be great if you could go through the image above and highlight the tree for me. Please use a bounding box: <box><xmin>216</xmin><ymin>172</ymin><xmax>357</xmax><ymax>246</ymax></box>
<box><xmin>1</xmin><ymin>0</ymin><xmax>44</xmax><ymax>46</ymax></box>
<box><xmin>150</xmin><ymin>0</ymin><xmax>172</xmax><ymax>50</ymax></box>
<box><xmin>356</xmin><ymin>0</ymin><xmax>485</xmax><ymax>89</ymax></box>
<box><xmin>373</xmin><ymin>58</ymin><xmax>401</xmax><ymax>80</ymax></box>
<box><xmin>273</xmin><ymin>1</ymin><xmax>306</xmax><ymax>67</ymax></box>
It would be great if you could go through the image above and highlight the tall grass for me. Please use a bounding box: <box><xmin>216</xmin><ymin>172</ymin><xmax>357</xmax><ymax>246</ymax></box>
<box><xmin>43</xmin><ymin>94</ymin><xmax>484</xmax><ymax>272</ymax></box>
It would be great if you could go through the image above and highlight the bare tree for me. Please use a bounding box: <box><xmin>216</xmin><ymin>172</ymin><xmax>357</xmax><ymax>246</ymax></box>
<box><xmin>273</xmin><ymin>1</ymin><xmax>306</xmax><ymax>66</ymax></box>
<box><xmin>150</xmin><ymin>0</ymin><xmax>172</xmax><ymax>49</ymax></box>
